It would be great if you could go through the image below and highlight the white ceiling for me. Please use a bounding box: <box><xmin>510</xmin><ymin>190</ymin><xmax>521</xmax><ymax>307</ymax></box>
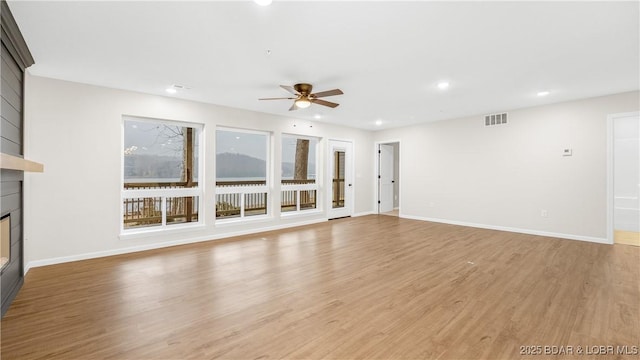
<box><xmin>9</xmin><ymin>1</ymin><xmax>640</xmax><ymax>130</ymax></box>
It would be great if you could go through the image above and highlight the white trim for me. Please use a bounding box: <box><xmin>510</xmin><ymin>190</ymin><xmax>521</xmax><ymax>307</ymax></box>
<box><xmin>119</xmin><ymin>224</ymin><xmax>207</xmax><ymax>240</ymax></box>
<box><xmin>121</xmin><ymin>117</ymin><xmax>205</xmax><ymax>234</ymax></box>
<box><xmin>326</xmin><ymin>136</ymin><xmax>355</xmax><ymax>143</ymax></box>
<box><xmin>606</xmin><ymin>111</ymin><xmax>640</xmax><ymax>244</ymax></box>
<box><xmin>122</xmin><ymin>188</ymin><xmax>200</xmax><ymax>198</ymax></box>
<box><xmin>373</xmin><ymin>139</ymin><xmax>401</xmax><ymax>215</ymax></box>
<box><xmin>400</xmin><ymin>214</ymin><xmax>609</xmax><ymax>244</ymax></box>
<box><xmin>215</xmin><ymin>213</ymin><xmax>272</xmax><ymax>226</ymax></box>
<box><xmin>214</xmin><ymin>126</ymin><xmax>271</xmax><ymax>222</ymax></box>
<box><xmin>120</xmin><ymin>191</ymin><xmax>204</xmax><ymax>233</ymax></box>
<box><xmin>122</xmin><ymin>114</ymin><xmax>204</xmax><ymax>127</ymax></box>
<box><xmin>282</xmin><ymin>132</ymin><xmax>320</xmax><ymax>142</ymax></box>
<box><xmin>281</xmin><ymin>209</ymin><xmax>322</xmax><ymax>218</ymax></box>
<box><xmin>327</xmin><ymin>139</ymin><xmax>355</xmax><ymax>219</ymax></box>
<box><xmin>215</xmin><ymin>185</ymin><xmax>268</xmax><ymax>195</ymax></box>
<box><xmin>25</xmin><ymin>218</ymin><xmax>328</xmax><ymax>274</ymax></box>
<box><xmin>281</xmin><ymin>184</ymin><xmax>318</xmax><ymax>191</ymax></box>
<box><xmin>216</xmin><ymin>125</ymin><xmax>270</xmax><ymax>136</ymax></box>
<box><xmin>607</xmin><ymin>113</ymin><xmax>614</xmax><ymax>244</ymax></box>
<box><xmin>280</xmin><ymin>134</ymin><xmax>321</xmax><ymax>216</ymax></box>
<box><xmin>280</xmin><ymin>184</ymin><xmax>320</xmax><ymax>214</ymax></box>
<box><xmin>353</xmin><ymin>211</ymin><xmax>375</xmax><ymax>217</ymax></box>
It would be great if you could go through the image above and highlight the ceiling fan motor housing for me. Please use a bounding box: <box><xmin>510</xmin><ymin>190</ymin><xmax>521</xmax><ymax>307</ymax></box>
<box><xmin>294</xmin><ymin>83</ymin><xmax>313</xmax><ymax>95</ymax></box>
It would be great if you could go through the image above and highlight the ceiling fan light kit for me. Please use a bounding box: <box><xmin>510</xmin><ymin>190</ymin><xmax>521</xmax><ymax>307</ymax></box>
<box><xmin>295</xmin><ymin>98</ymin><xmax>311</xmax><ymax>108</ymax></box>
<box><xmin>259</xmin><ymin>83</ymin><xmax>344</xmax><ymax>111</ymax></box>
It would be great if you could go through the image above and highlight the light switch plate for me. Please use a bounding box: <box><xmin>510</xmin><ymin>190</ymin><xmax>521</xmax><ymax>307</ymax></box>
<box><xmin>563</xmin><ymin>148</ymin><xmax>573</xmax><ymax>156</ymax></box>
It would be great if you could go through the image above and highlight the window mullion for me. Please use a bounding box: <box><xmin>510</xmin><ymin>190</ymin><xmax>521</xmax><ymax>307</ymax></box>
<box><xmin>161</xmin><ymin>197</ymin><xmax>167</xmax><ymax>226</ymax></box>
<box><xmin>240</xmin><ymin>194</ymin><xmax>245</xmax><ymax>218</ymax></box>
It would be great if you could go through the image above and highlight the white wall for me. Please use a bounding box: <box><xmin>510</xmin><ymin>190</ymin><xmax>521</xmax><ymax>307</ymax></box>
<box><xmin>375</xmin><ymin>91</ymin><xmax>640</xmax><ymax>242</ymax></box>
<box><xmin>22</xmin><ymin>74</ymin><xmax>640</xmax><ymax>268</ymax></box>
<box><xmin>23</xmin><ymin>75</ymin><xmax>375</xmax><ymax>268</ymax></box>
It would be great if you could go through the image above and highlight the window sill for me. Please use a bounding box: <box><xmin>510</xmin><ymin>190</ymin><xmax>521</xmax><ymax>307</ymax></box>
<box><xmin>215</xmin><ymin>214</ymin><xmax>273</xmax><ymax>227</ymax></box>
<box><xmin>119</xmin><ymin>223</ymin><xmax>206</xmax><ymax>240</ymax></box>
<box><xmin>281</xmin><ymin>209</ymin><xmax>323</xmax><ymax>218</ymax></box>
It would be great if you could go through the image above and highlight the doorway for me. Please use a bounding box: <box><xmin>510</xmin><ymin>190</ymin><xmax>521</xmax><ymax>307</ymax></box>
<box><xmin>377</xmin><ymin>141</ymin><xmax>400</xmax><ymax>216</ymax></box>
<box><xmin>328</xmin><ymin>140</ymin><xmax>354</xmax><ymax>219</ymax></box>
<box><xmin>608</xmin><ymin>112</ymin><xmax>640</xmax><ymax>246</ymax></box>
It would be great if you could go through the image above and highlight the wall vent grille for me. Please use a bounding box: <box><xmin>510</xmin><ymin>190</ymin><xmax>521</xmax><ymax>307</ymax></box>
<box><xmin>484</xmin><ymin>113</ymin><xmax>508</xmax><ymax>126</ymax></box>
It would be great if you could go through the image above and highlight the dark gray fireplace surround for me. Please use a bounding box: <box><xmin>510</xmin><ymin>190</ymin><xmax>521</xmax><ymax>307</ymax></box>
<box><xmin>1</xmin><ymin>0</ymin><xmax>35</xmax><ymax>317</ymax></box>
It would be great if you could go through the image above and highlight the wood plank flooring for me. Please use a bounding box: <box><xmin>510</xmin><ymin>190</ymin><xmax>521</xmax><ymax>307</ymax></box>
<box><xmin>1</xmin><ymin>215</ymin><xmax>639</xmax><ymax>359</ymax></box>
<box><xmin>615</xmin><ymin>230</ymin><xmax>640</xmax><ymax>247</ymax></box>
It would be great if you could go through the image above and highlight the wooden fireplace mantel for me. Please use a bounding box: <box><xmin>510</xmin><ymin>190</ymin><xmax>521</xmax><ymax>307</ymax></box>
<box><xmin>0</xmin><ymin>153</ymin><xmax>43</xmax><ymax>172</ymax></box>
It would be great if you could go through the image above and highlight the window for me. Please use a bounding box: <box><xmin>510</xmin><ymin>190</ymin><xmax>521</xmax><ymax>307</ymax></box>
<box><xmin>215</xmin><ymin>128</ymin><xmax>269</xmax><ymax>219</ymax></box>
<box><xmin>281</xmin><ymin>135</ymin><xmax>319</xmax><ymax>213</ymax></box>
<box><xmin>122</xmin><ymin>117</ymin><xmax>202</xmax><ymax>231</ymax></box>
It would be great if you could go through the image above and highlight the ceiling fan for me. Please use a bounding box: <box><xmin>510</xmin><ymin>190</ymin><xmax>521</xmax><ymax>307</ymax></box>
<box><xmin>259</xmin><ymin>83</ymin><xmax>343</xmax><ymax>111</ymax></box>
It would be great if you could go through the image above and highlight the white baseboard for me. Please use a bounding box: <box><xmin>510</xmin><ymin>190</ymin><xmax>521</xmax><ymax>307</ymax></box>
<box><xmin>353</xmin><ymin>211</ymin><xmax>375</xmax><ymax>217</ymax></box>
<box><xmin>26</xmin><ymin>213</ymin><xmax>607</xmax><ymax>274</ymax></box>
<box><xmin>25</xmin><ymin>218</ymin><xmax>328</xmax><ymax>274</ymax></box>
<box><xmin>399</xmin><ymin>214</ymin><xmax>610</xmax><ymax>244</ymax></box>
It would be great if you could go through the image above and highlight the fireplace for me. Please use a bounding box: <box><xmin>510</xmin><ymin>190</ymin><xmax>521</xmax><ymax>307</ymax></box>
<box><xmin>1</xmin><ymin>0</ymin><xmax>37</xmax><ymax>317</ymax></box>
<box><xmin>0</xmin><ymin>214</ymin><xmax>9</xmax><ymax>269</ymax></box>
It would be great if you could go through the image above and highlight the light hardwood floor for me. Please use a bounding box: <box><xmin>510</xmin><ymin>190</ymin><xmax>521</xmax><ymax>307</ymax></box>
<box><xmin>2</xmin><ymin>215</ymin><xmax>639</xmax><ymax>359</ymax></box>
<box><xmin>380</xmin><ymin>209</ymin><xmax>399</xmax><ymax>217</ymax></box>
<box><xmin>615</xmin><ymin>230</ymin><xmax>640</xmax><ymax>247</ymax></box>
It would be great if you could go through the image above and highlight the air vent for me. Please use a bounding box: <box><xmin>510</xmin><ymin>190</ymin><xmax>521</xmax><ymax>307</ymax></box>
<box><xmin>484</xmin><ymin>112</ymin><xmax>508</xmax><ymax>126</ymax></box>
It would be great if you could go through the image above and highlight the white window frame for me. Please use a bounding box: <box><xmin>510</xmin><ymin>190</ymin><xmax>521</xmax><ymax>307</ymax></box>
<box><xmin>215</xmin><ymin>127</ymin><xmax>271</xmax><ymax>222</ymax></box>
<box><xmin>121</xmin><ymin>116</ymin><xmax>204</xmax><ymax>234</ymax></box>
<box><xmin>281</xmin><ymin>134</ymin><xmax>321</xmax><ymax>216</ymax></box>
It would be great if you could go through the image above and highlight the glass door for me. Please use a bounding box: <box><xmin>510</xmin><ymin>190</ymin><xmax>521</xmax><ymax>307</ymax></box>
<box><xmin>328</xmin><ymin>140</ymin><xmax>353</xmax><ymax>219</ymax></box>
<box><xmin>333</xmin><ymin>150</ymin><xmax>345</xmax><ymax>209</ymax></box>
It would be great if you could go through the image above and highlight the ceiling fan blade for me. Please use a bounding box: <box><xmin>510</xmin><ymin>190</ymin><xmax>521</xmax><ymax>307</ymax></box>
<box><xmin>289</xmin><ymin>102</ymin><xmax>299</xmax><ymax>111</ymax></box>
<box><xmin>280</xmin><ymin>85</ymin><xmax>299</xmax><ymax>95</ymax></box>
<box><xmin>310</xmin><ymin>89</ymin><xmax>343</xmax><ymax>98</ymax></box>
<box><xmin>310</xmin><ymin>98</ymin><xmax>339</xmax><ymax>108</ymax></box>
<box><xmin>258</xmin><ymin>97</ymin><xmax>297</xmax><ymax>100</ymax></box>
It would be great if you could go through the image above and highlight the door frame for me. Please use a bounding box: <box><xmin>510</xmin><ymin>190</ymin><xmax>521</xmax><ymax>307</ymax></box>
<box><xmin>374</xmin><ymin>139</ymin><xmax>401</xmax><ymax>215</ymax></box>
<box><xmin>327</xmin><ymin>139</ymin><xmax>355</xmax><ymax>219</ymax></box>
<box><xmin>378</xmin><ymin>144</ymin><xmax>394</xmax><ymax>213</ymax></box>
<box><xmin>606</xmin><ymin>111</ymin><xmax>640</xmax><ymax>244</ymax></box>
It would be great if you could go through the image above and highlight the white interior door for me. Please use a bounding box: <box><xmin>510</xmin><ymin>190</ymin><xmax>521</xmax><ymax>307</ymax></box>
<box><xmin>379</xmin><ymin>144</ymin><xmax>394</xmax><ymax>213</ymax></box>
<box><xmin>328</xmin><ymin>140</ymin><xmax>353</xmax><ymax>219</ymax></box>
<box><xmin>614</xmin><ymin>113</ymin><xmax>640</xmax><ymax>246</ymax></box>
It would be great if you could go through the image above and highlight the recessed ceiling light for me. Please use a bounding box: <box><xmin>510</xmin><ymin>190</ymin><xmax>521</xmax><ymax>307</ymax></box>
<box><xmin>254</xmin><ymin>0</ymin><xmax>272</xmax><ymax>6</ymax></box>
<box><xmin>166</xmin><ymin>84</ymin><xmax>191</xmax><ymax>94</ymax></box>
<box><xmin>537</xmin><ymin>91</ymin><xmax>550</xmax><ymax>97</ymax></box>
<box><xmin>375</xmin><ymin>119</ymin><xmax>383</xmax><ymax>126</ymax></box>
<box><xmin>314</xmin><ymin>114</ymin><xmax>322</xmax><ymax>120</ymax></box>
<box><xmin>437</xmin><ymin>82</ymin><xmax>450</xmax><ymax>90</ymax></box>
